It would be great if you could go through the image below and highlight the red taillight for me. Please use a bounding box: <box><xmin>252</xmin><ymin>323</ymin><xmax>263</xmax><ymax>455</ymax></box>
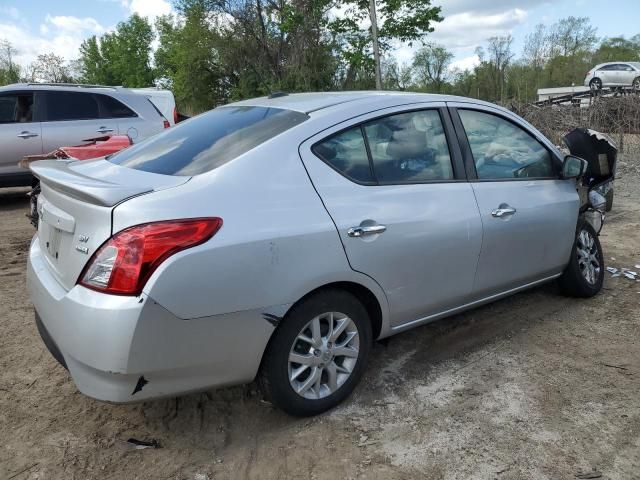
<box><xmin>163</xmin><ymin>118</ymin><xmax>170</xmax><ymax>129</ymax></box>
<box><xmin>173</xmin><ymin>106</ymin><xmax>178</xmax><ymax>124</ymax></box>
<box><xmin>79</xmin><ymin>218</ymin><xmax>222</xmax><ymax>295</ymax></box>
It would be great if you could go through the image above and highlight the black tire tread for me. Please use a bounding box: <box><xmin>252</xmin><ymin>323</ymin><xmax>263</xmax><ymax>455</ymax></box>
<box><xmin>558</xmin><ymin>220</ymin><xmax>604</xmax><ymax>298</ymax></box>
<box><xmin>259</xmin><ymin>289</ymin><xmax>371</xmax><ymax>416</ymax></box>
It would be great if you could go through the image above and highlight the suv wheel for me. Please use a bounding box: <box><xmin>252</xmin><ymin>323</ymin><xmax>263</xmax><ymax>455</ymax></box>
<box><xmin>590</xmin><ymin>78</ymin><xmax>602</xmax><ymax>90</ymax></box>
<box><xmin>259</xmin><ymin>289</ymin><xmax>372</xmax><ymax>416</ymax></box>
<box><xmin>558</xmin><ymin>221</ymin><xmax>604</xmax><ymax>297</ymax></box>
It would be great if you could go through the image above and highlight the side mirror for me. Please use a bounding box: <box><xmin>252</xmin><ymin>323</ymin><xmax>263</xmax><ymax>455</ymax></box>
<box><xmin>562</xmin><ymin>155</ymin><xmax>588</xmax><ymax>179</ymax></box>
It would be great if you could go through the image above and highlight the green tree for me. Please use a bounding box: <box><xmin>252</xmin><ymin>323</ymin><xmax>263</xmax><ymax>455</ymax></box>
<box><xmin>0</xmin><ymin>39</ymin><xmax>20</xmax><ymax>85</ymax></box>
<box><xmin>29</xmin><ymin>53</ymin><xmax>75</xmax><ymax>83</ymax></box>
<box><xmin>155</xmin><ymin>3</ymin><xmax>230</xmax><ymax>113</ymax></box>
<box><xmin>412</xmin><ymin>43</ymin><xmax>453</xmax><ymax>92</ymax></box>
<box><xmin>593</xmin><ymin>36</ymin><xmax>640</xmax><ymax>64</ymax></box>
<box><xmin>78</xmin><ymin>14</ymin><xmax>154</xmax><ymax>87</ymax></box>
<box><xmin>329</xmin><ymin>0</ymin><xmax>443</xmax><ymax>88</ymax></box>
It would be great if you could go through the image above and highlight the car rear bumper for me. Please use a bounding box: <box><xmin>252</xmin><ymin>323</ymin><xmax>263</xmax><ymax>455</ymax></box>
<box><xmin>27</xmin><ymin>234</ymin><xmax>276</xmax><ymax>403</ymax></box>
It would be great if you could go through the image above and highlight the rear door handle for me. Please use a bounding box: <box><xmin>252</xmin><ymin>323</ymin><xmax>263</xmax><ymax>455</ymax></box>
<box><xmin>96</xmin><ymin>127</ymin><xmax>114</xmax><ymax>134</ymax></box>
<box><xmin>17</xmin><ymin>131</ymin><xmax>39</xmax><ymax>139</ymax></box>
<box><xmin>491</xmin><ymin>205</ymin><xmax>517</xmax><ymax>218</ymax></box>
<box><xmin>347</xmin><ymin>225</ymin><xmax>387</xmax><ymax>237</ymax></box>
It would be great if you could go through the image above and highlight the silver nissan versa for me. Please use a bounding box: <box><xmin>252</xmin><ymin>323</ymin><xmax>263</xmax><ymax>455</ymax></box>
<box><xmin>27</xmin><ymin>92</ymin><xmax>609</xmax><ymax>416</ymax></box>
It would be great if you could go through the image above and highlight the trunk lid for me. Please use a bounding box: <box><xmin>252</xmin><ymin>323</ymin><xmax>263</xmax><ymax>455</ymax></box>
<box><xmin>31</xmin><ymin>158</ymin><xmax>189</xmax><ymax>291</ymax></box>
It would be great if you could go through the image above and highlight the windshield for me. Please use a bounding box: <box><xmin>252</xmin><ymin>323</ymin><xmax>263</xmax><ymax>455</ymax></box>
<box><xmin>108</xmin><ymin>105</ymin><xmax>309</xmax><ymax>176</ymax></box>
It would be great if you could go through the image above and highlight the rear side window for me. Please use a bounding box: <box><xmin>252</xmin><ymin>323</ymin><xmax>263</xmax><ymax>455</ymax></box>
<box><xmin>0</xmin><ymin>93</ymin><xmax>34</xmax><ymax>123</ymax></box>
<box><xmin>313</xmin><ymin>128</ymin><xmax>374</xmax><ymax>183</ymax></box>
<box><xmin>364</xmin><ymin>110</ymin><xmax>453</xmax><ymax>183</ymax></box>
<box><xmin>43</xmin><ymin>91</ymin><xmax>99</xmax><ymax>121</ymax></box>
<box><xmin>97</xmin><ymin>94</ymin><xmax>136</xmax><ymax>118</ymax></box>
<box><xmin>108</xmin><ymin>106</ymin><xmax>309</xmax><ymax>176</ymax></box>
<box><xmin>313</xmin><ymin>109</ymin><xmax>454</xmax><ymax>184</ymax></box>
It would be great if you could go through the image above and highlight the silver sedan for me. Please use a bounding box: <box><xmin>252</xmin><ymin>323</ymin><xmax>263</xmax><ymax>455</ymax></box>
<box><xmin>27</xmin><ymin>92</ymin><xmax>605</xmax><ymax>416</ymax></box>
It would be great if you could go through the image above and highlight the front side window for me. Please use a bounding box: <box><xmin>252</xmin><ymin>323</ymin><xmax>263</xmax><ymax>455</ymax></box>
<box><xmin>364</xmin><ymin>110</ymin><xmax>453</xmax><ymax>183</ymax></box>
<box><xmin>458</xmin><ymin>109</ymin><xmax>556</xmax><ymax>180</ymax></box>
<box><xmin>0</xmin><ymin>93</ymin><xmax>33</xmax><ymax>123</ymax></box>
<box><xmin>109</xmin><ymin>106</ymin><xmax>309</xmax><ymax>176</ymax></box>
<box><xmin>43</xmin><ymin>91</ymin><xmax>100</xmax><ymax>121</ymax></box>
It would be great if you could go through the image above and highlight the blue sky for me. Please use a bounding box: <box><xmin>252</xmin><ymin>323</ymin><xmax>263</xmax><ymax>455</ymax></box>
<box><xmin>0</xmin><ymin>0</ymin><xmax>638</xmax><ymax>71</ymax></box>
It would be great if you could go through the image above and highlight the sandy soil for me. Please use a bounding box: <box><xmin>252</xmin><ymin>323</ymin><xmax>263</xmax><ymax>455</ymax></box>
<box><xmin>1</xmin><ymin>160</ymin><xmax>639</xmax><ymax>480</ymax></box>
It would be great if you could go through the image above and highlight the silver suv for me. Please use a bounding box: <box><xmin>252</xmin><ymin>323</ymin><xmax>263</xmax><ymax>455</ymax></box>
<box><xmin>0</xmin><ymin>83</ymin><xmax>168</xmax><ymax>187</ymax></box>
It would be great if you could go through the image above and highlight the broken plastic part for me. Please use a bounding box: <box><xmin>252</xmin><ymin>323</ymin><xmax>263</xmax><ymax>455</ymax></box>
<box><xmin>131</xmin><ymin>375</ymin><xmax>148</xmax><ymax>395</ymax></box>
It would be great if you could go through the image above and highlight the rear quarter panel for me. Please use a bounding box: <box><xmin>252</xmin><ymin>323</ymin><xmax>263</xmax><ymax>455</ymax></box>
<box><xmin>112</xmin><ymin>127</ymin><xmax>390</xmax><ymax>326</ymax></box>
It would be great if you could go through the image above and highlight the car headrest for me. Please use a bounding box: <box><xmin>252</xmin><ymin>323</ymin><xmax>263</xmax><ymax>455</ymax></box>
<box><xmin>386</xmin><ymin>128</ymin><xmax>428</xmax><ymax>160</ymax></box>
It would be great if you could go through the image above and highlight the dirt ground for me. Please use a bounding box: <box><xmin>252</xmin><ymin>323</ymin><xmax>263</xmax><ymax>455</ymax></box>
<box><xmin>1</xmin><ymin>159</ymin><xmax>639</xmax><ymax>480</ymax></box>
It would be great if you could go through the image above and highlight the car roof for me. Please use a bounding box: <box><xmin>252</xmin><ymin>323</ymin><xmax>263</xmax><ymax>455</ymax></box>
<box><xmin>228</xmin><ymin>91</ymin><xmax>495</xmax><ymax>114</ymax></box>
<box><xmin>0</xmin><ymin>83</ymin><xmax>132</xmax><ymax>94</ymax></box>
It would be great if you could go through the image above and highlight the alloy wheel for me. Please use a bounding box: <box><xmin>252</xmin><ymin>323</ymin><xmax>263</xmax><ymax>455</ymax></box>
<box><xmin>288</xmin><ymin>312</ymin><xmax>360</xmax><ymax>400</ymax></box>
<box><xmin>576</xmin><ymin>228</ymin><xmax>601</xmax><ymax>285</ymax></box>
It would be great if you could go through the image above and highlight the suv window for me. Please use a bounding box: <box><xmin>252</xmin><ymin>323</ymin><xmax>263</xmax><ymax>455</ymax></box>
<box><xmin>0</xmin><ymin>93</ymin><xmax>34</xmax><ymax>123</ymax></box>
<box><xmin>43</xmin><ymin>91</ymin><xmax>100</xmax><ymax>121</ymax></box>
<box><xmin>313</xmin><ymin>128</ymin><xmax>373</xmax><ymax>183</ymax></box>
<box><xmin>109</xmin><ymin>106</ymin><xmax>309</xmax><ymax>176</ymax></box>
<box><xmin>458</xmin><ymin>109</ymin><xmax>556</xmax><ymax>180</ymax></box>
<box><xmin>96</xmin><ymin>94</ymin><xmax>136</xmax><ymax>118</ymax></box>
<box><xmin>364</xmin><ymin>110</ymin><xmax>453</xmax><ymax>183</ymax></box>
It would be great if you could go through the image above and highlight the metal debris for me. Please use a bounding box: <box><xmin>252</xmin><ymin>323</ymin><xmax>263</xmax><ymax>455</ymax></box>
<box><xmin>124</xmin><ymin>438</ymin><xmax>161</xmax><ymax>450</ymax></box>
<box><xmin>575</xmin><ymin>471</ymin><xmax>602</xmax><ymax>479</ymax></box>
<box><xmin>607</xmin><ymin>265</ymin><xmax>638</xmax><ymax>281</ymax></box>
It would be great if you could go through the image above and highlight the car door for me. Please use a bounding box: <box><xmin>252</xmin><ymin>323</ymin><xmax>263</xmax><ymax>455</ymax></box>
<box><xmin>39</xmin><ymin>90</ymin><xmax>118</xmax><ymax>152</ymax></box>
<box><xmin>299</xmin><ymin>104</ymin><xmax>483</xmax><ymax>327</ymax></box>
<box><xmin>448</xmin><ymin>103</ymin><xmax>579</xmax><ymax>299</ymax></box>
<box><xmin>619</xmin><ymin>64</ymin><xmax>636</xmax><ymax>86</ymax></box>
<box><xmin>597</xmin><ymin>64</ymin><xmax>616</xmax><ymax>86</ymax></box>
<box><xmin>0</xmin><ymin>91</ymin><xmax>42</xmax><ymax>175</ymax></box>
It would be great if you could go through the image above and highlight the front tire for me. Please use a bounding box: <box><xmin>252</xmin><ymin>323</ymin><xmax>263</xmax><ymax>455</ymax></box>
<box><xmin>558</xmin><ymin>221</ymin><xmax>604</xmax><ymax>297</ymax></box>
<box><xmin>259</xmin><ymin>290</ymin><xmax>372</xmax><ymax>416</ymax></box>
<box><xmin>633</xmin><ymin>77</ymin><xmax>640</xmax><ymax>92</ymax></box>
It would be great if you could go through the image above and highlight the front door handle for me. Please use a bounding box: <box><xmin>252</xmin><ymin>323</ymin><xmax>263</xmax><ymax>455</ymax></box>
<box><xmin>17</xmin><ymin>131</ymin><xmax>39</xmax><ymax>139</ymax></box>
<box><xmin>347</xmin><ymin>224</ymin><xmax>387</xmax><ymax>237</ymax></box>
<box><xmin>96</xmin><ymin>127</ymin><xmax>114</xmax><ymax>134</ymax></box>
<box><xmin>491</xmin><ymin>205</ymin><xmax>517</xmax><ymax>218</ymax></box>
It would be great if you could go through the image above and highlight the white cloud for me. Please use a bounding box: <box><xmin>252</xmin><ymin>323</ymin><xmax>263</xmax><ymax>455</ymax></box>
<box><xmin>44</xmin><ymin>14</ymin><xmax>106</xmax><ymax>35</ymax></box>
<box><xmin>450</xmin><ymin>54</ymin><xmax>480</xmax><ymax>72</ymax></box>
<box><xmin>430</xmin><ymin>9</ymin><xmax>528</xmax><ymax>52</ymax></box>
<box><xmin>0</xmin><ymin>12</ymin><xmax>107</xmax><ymax>66</ymax></box>
<box><xmin>122</xmin><ymin>0</ymin><xmax>173</xmax><ymax>21</ymax></box>
<box><xmin>437</xmin><ymin>0</ymin><xmax>549</xmax><ymax>16</ymax></box>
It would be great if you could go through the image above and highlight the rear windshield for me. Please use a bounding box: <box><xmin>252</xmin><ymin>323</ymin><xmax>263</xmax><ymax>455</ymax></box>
<box><xmin>108</xmin><ymin>106</ymin><xmax>309</xmax><ymax>176</ymax></box>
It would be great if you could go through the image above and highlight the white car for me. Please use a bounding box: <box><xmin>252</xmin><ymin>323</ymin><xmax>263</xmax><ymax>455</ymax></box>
<box><xmin>584</xmin><ymin>62</ymin><xmax>640</xmax><ymax>90</ymax></box>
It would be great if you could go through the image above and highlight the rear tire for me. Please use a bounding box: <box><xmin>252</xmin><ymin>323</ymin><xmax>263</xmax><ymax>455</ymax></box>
<box><xmin>558</xmin><ymin>221</ymin><xmax>604</xmax><ymax>297</ymax></box>
<box><xmin>590</xmin><ymin>78</ymin><xmax>602</xmax><ymax>90</ymax></box>
<box><xmin>259</xmin><ymin>289</ymin><xmax>372</xmax><ymax>416</ymax></box>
